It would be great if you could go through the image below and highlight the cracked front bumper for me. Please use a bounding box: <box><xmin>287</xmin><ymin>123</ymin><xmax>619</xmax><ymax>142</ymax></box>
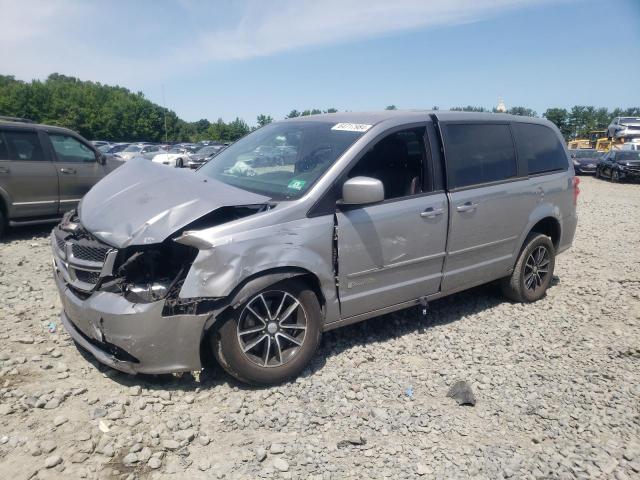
<box><xmin>54</xmin><ymin>265</ymin><xmax>210</xmax><ymax>375</ymax></box>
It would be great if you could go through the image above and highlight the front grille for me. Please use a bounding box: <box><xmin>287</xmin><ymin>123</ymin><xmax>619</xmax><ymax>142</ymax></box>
<box><xmin>75</xmin><ymin>270</ymin><xmax>101</xmax><ymax>284</ymax></box>
<box><xmin>56</xmin><ymin>236</ymin><xmax>66</xmax><ymax>252</ymax></box>
<box><xmin>72</xmin><ymin>244</ymin><xmax>109</xmax><ymax>263</ymax></box>
<box><xmin>52</xmin><ymin>222</ymin><xmax>117</xmax><ymax>293</ymax></box>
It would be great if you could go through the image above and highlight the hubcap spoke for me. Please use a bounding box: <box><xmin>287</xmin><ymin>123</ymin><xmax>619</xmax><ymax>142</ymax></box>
<box><xmin>242</xmin><ymin>334</ymin><xmax>268</xmax><ymax>353</ymax></box>
<box><xmin>274</xmin><ymin>336</ymin><xmax>283</xmax><ymax>364</ymax></box>
<box><xmin>263</xmin><ymin>336</ymin><xmax>272</xmax><ymax>366</ymax></box>
<box><xmin>279</xmin><ymin>300</ymin><xmax>300</xmax><ymax>324</ymax></box>
<box><xmin>259</xmin><ymin>294</ymin><xmax>273</xmax><ymax>320</ymax></box>
<box><xmin>280</xmin><ymin>323</ymin><xmax>306</xmax><ymax>331</ymax></box>
<box><xmin>276</xmin><ymin>331</ymin><xmax>303</xmax><ymax>346</ymax></box>
<box><xmin>246</xmin><ymin>305</ymin><xmax>267</xmax><ymax>325</ymax></box>
<box><xmin>239</xmin><ymin>325</ymin><xmax>264</xmax><ymax>336</ymax></box>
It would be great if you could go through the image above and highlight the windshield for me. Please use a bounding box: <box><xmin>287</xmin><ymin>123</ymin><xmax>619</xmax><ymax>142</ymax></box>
<box><xmin>620</xmin><ymin>117</ymin><xmax>640</xmax><ymax>124</ymax></box>
<box><xmin>573</xmin><ymin>150</ymin><xmax>600</xmax><ymax>158</ymax></box>
<box><xmin>198</xmin><ymin>121</ymin><xmax>366</xmax><ymax>199</ymax></box>
<box><xmin>168</xmin><ymin>148</ymin><xmax>184</xmax><ymax>154</ymax></box>
<box><xmin>124</xmin><ymin>144</ymin><xmax>142</xmax><ymax>152</ymax></box>
<box><xmin>616</xmin><ymin>151</ymin><xmax>640</xmax><ymax>161</ymax></box>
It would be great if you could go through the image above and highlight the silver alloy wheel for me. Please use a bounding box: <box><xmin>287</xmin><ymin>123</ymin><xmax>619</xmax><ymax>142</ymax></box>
<box><xmin>524</xmin><ymin>245</ymin><xmax>550</xmax><ymax>292</ymax></box>
<box><xmin>236</xmin><ymin>290</ymin><xmax>308</xmax><ymax>368</ymax></box>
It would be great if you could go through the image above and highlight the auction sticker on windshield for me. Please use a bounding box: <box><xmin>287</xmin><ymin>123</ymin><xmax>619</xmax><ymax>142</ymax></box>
<box><xmin>331</xmin><ymin>123</ymin><xmax>372</xmax><ymax>132</ymax></box>
<box><xmin>287</xmin><ymin>179</ymin><xmax>306</xmax><ymax>191</ymax></box>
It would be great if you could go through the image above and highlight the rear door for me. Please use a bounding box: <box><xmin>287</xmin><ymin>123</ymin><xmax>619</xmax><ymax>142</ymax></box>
<box><xmin>440</xmin><ymin>122</ymin><xmax>528</xmax><ymax>292</ymax></box>
<box><xmin>46</xmin><ymin>132</ymin><xmax>104</xmax><ymax>214</ymax></box>
<box><xmin>336</xmin><ymin>125</ymin><xmax>448</xmax><ymax>318</ymax></box>
<box><xmin>0</xmin><ymin>128</ymin><xmax>59</xmax><ymax>219</ymax></box>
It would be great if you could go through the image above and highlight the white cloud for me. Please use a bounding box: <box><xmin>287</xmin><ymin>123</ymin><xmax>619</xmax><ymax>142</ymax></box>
<box><xmin>191</xmin><ymin>0</ymin><xmax>547</xmax><ymax>62</ymax></box>
<box><xmin>0</xmin><ymin>0</ymin><xmax>559</xmax><ymax>85</ymax></box>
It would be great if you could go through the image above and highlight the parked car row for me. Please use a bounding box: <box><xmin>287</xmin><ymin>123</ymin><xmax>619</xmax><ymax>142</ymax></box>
<box><xmin>90</xmin><ymin>140</ymin><xmax>229</xmax><ymax>169</ymax></box>
<box><xmin>569</xmin><ymin>144</ymin><xmax>640</xmax><ymax>183</ymax></box>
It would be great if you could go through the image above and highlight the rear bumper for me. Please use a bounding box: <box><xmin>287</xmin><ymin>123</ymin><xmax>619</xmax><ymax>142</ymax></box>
<box><xmin>54</xmin><ymin>265</ymin><xmax>210</xmax><ymax>375</ymax></box>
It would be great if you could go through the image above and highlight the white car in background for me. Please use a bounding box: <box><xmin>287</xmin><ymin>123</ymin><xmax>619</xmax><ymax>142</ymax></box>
<box><xmin>151</xmin><ymin>146</ymin><xmax>197</xmax><ymax>168</ymax></box>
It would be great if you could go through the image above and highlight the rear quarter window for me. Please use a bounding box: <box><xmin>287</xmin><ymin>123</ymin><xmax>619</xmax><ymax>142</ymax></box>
<box><xmin>512</xmin><ymin>123</ymin><xmax>567</xmax><ymax>175</ymax></box>
<box><xmin>443</xmin><ymin>123</ymin><xmax>517</xmax><ymax>188</ymax></box>
<box><xmin>2</xmin><ymin>130</ymin><xmax>45</xmax><ymax>161</ymax></box>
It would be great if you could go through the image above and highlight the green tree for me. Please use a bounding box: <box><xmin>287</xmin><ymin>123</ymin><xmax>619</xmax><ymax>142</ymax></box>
<box><xmin>324</xmin><ymin>108</ymin><xmax>338</xmax><ymax>113</ymax></box>
<box><xmin>452</xmin><ymin>106</ymin><xmax>486</xmax><ymax>112</ymax></box>
<box><xmin>543</xmin><ymin>108</ymin><xmax>571</xmax><ymax>138</ymax></box>
<box><xmin>256</xmin><ymin>114</ymin><xmax>273</xmax><ymax>127</ymax></box>
<box><xmin>507</xmin><ymin>106</ymin><xmax>537</xmax><ymax>117</ymax></box>
<box><xmin>385</xmin><ymin>105</ymin><xmax>397</xmax><ymax>110</ymax></box>
<box><xmin>286</xmin><ymin>109</ymin><xmax>301</xmax><ymax>118</ymax></box>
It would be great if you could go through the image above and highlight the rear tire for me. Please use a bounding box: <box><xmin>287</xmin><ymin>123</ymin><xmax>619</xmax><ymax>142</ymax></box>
<box><xmin>0</xmin><ymin>208</ymin><xmax>5</xmax><ymax>239</ymax></box>
<box><xmin>595</xmin><ymin>168</ymin><xmax>600</xmax><ymax>179</ymax></box>
<box><xmin>176</xmin><ymin>158</ymin><xmax>184</xmax><ymax>168</ymax></box>
<box><xmin>211</xmin><ymin>280</ymin><xmax>322</xmax><ymax>385</ymax></box>
<box><xmin>501</xmin><ymin>233</ymin><xmax>555</xmax><ymax>303</ymax></box>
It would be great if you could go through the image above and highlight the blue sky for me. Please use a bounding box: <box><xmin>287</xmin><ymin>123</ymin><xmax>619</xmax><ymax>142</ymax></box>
<box><xmin>2</xmin><ymin>0</ymin><xmax>639</xmax><ymax>124</ymax></box>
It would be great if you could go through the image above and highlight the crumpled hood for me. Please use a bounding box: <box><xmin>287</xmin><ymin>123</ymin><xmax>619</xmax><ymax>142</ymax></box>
<box><xmin>79</xmin><ymin>158</ymin><xmax>270</xmax><ymax>248</ymax></box>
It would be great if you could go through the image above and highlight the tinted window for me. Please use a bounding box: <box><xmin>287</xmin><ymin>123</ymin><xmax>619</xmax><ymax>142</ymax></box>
<box><xmin>512</xmin><ymin>123</ymin><xmax>567</xmax><ymax>175</ymax></box>
<box><xmin>348</xmin><ymin>128</ymin><xmax>426</xmax><ymax>199</ymax></box>
<box><xmin>616</xmin><ymin>151</ymin><xmax>640</xmax><ymax>161</ymax></box>
<box><xmin>444</xmin><ymin>124</ymin><xmax>516</xmax><ymax>188</ymax></box>
<box><xmin>3</xmin><ymin>131</ymin><xmax>45</xmax><ymax>161</ymax></box>
<box><xmin>50</xmin><ymin>134</ymin><xmax>96</xmax><ymax>163</ymax></box>
<box><xmin>0</xmin><ymin>133</ymin><xmax>8</xmax><ymax>160</ymax></box>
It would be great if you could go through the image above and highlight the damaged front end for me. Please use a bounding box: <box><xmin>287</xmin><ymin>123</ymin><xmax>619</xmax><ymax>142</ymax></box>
<box><xmin>51</xmin><ymin>204</ymin><xmax>272</xmax><ymax>374</ymax></box>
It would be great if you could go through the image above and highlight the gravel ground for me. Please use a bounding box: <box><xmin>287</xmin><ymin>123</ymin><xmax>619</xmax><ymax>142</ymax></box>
<box><xmin>1</xmin><ymin>176</ymin><xmax>639</xmax><ymax>480</ymax></box>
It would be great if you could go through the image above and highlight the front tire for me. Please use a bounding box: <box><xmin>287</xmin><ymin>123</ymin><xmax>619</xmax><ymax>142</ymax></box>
<box><xmin>0</xmin><ymin>208</ymin><xmax>5</xmax><ymax>239</ymax></box>
<box><xmin>176</xmin><ymin>158</ymin><xmax>184</xmax><ymax>168</ymax></box>
<box><xmin>611</xmin><ymin>170</ymin><xmax>620</xmax><ymax>183</ymax></box>
<box><xmin>501</xmin><ymin>233</ymin><xmax>555</xmax><ymax>303</ymax></box>
<box><xmin>211</xmin><ymin>280</ymin><xmax>322</xmax><ymax>385</ymax></box>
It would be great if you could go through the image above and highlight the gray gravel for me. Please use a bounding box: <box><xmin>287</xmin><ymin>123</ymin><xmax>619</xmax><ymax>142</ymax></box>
<box><xmin>0</xmin><ymin>176</ymin><xmax>639</xmax><ymax>479</ymax></box>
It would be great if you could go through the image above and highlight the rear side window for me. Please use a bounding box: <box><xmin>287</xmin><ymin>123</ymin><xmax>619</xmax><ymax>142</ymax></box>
<box><xmin>0</xmin><ymin>133</ymin><xmax>9</xmax><ymax>160</ymax></box>
<box><xmin>3</xmin><ymin>130</ymin><xmax>45</xmax><ymax>161</ymax></box>
<box><xmin>512</xmin><ymin>123</ymin><xmax>567</xmax><ymax>175</ymax></box>
<box><xmin>444</xmin><ymin>124</ymin><xmax>517</xmax><ymax>188</ymax></box>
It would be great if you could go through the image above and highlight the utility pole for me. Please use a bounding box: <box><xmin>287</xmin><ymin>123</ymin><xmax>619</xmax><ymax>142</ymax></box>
<box><xmin>161</xmin><ymin>84</ymin><xmax>168</xmax><ymax>143</ymax></box>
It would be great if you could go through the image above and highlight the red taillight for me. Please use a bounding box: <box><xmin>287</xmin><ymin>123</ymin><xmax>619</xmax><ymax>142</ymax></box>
<box><xmin>572</xmin><ymin>176</ymin><xmax>580</xmax><ymax>206</ymax></box>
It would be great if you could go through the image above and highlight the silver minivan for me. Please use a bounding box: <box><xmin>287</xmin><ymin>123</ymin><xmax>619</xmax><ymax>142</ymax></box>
<box><xmin>51</xmin><ymin>111</ymin><xmax>578</xmax><ymax>385</ymax></box>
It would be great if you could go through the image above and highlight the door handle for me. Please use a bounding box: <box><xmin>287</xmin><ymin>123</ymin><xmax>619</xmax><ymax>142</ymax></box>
<box><xmin>420</xmin><ymin>207</ymin><xmax>445</xmax><ymax>218</ymax></box>
<box><xmin>456</xmin><ymin>202</ymin><xmax>478</xmax><ymax>212</ymax></box>
<box><xmin>59</xmin><ymin>167</ymin><xmax>76</xmax><ymax>174</ymax></box>
<box><xmin>0</xmin><ymin>166</ymin><xmax>9</xmax><ymax>174</ymax></box>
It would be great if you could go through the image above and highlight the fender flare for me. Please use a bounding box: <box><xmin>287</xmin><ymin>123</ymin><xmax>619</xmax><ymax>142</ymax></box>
<box><xmin>202</xmin><ymin>268</ymin><xmax>316</xmax><ymax>330</ymax></box>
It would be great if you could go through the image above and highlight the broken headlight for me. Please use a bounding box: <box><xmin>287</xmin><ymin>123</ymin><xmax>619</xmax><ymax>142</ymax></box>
<box><xmin>108</xmin><ymin>242</ymin><xmax>198</xmax><ymax>303</ymax></box>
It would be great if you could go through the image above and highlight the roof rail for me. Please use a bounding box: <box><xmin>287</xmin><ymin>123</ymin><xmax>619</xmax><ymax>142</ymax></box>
<box><xmin>0</xmin><ymin>115</ymin><xmax>35</xmax><ymax>124</ymax></box>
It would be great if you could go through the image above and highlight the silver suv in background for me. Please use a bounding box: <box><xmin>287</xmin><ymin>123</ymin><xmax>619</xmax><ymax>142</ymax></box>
<box><xmin>0</xmin><ymin>120</ymin><xmax>121</xmax><ymax>238</ymax></box>
<box><xmin>607</xmin><ymin>117</ymin><xmax>640</xmax><ymax>139</ymax></box>
<box><xmin>51</xmin><ymin>111</ymin><xmax>578</xmax><ymax>385</ymax></box>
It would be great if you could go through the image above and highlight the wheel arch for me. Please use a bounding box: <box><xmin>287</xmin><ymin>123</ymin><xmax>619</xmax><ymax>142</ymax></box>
<box><xmin>202</xmin><ymin>266</ymin><xmax>326</xmax><ymax>332</ymax></box>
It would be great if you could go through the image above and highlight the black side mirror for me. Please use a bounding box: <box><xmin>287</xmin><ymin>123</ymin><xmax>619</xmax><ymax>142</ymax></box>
<box><xmin>97</xmin><ymin>153</ymin><xmax>107</xmax><ymax>165</ymax></box>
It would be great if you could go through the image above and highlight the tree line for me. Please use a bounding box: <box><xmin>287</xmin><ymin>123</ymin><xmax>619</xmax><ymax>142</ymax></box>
<box><xmin>0</xmin><ymin>74</ymin><xmax>637</xmax><ymax>142</ymax></box>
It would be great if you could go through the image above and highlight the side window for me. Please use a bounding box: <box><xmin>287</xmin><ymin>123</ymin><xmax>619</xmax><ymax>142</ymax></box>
<box><xmin>346</xmin><ymin>128</ymin><xmax>426</xmax><ymax>200</ymax></box>
<box><xmin>512</xmin><ymin>123</ymin><xmax>567</xmax><ymax>175</ymax></box>
<box><xmin>3</xmin><ymin>131</ymin><xmax>45</xmax><ymax>161</ymax></box>
<box><xmin>0</xmin><ymin>133</ymin><xmax>9</xmax><ymax>160</ymax></box>
<box><xmin>50</xmin><ymin>134</ymin><xmax>96</xmax><ymax>163</ymax></box>
<box><xmin>444</xmin><ymin>124</ymin><xmax>517</xmax><ymax>188</ymax></box>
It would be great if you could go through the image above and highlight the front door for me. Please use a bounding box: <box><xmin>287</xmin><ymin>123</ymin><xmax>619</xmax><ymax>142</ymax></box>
<box><xmin>0</xmin><ymin>129</ymin><xmax>59</xmax><ymax>218</ymax></box>
<box><xmin>47</xmin><ymin>133</ymin><xmax>104</xmax><ymax>214</ymax></box>
<box><xmin>336</xmin><ymin>126</ymin><xmax>448</xmax><ymax>318</ymax></box>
